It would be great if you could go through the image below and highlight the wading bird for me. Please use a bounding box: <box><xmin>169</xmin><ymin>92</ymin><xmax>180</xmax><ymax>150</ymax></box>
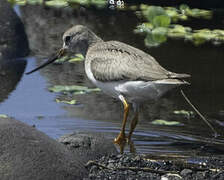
<box><xmin>26</xmin><ymin>25</ymin><xmax>192</xmax><ymax>151</ymax></box>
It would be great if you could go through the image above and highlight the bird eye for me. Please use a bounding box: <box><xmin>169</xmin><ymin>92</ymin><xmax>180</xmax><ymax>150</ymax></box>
<box><xmin>64</xmin><ymin>35</ymin><xmax>71</xmax><ymax>45</ymax></box>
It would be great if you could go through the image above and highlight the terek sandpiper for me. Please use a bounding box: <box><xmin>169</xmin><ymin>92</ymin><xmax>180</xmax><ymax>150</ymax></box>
<box><xmin>26</xmin><ymin>25</ymin><xmax>190</xmax><ymax>149</ymax></box>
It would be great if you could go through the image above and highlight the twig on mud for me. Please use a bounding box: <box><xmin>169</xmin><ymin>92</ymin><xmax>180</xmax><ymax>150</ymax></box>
<box><xmin>116</xmin><ymin>167</ymin><xmax>178</xmax><ymax>175</ymax></box>
<box><xmin>212</xmin><ymin>170</ymin><xmax>224</xmax><ymax>179</ymax></box>
<box><xmin>85</xmin><ymin>160</ymin><xmax>111</xmax><ymax>170</ymax></box>
<box><xmin>85</xmin><ymin>160</ymin><xmax>178</xmax><ymax>175</ymax></box>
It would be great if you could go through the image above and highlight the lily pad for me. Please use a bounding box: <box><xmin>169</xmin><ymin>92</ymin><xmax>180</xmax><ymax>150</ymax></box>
<box><xmin>56</xmin><ymin>99</ymin><xmax>77</xmax><ymax>105</ymax></box>
<box><xmin>143</xmin><ymin>27</ymin><xmax>167</xmax><ymax>47</ymax></box>
<box><xmin>135</xmin><ymin>4</ymin><xmax>219</xmax><ymax>47</ymax></box>
<box><xmin>151</xmin><ymin>119</ymin><xmax>181</xmax><ymax>126</ymax></box>
<box><xmin>152</xmin><ymin>15</ymin><xmax>171</xmax><ymax>28</ymax></box>
<box><xmin>55</xmin><ymin>56</ymin><xmax>69</xmax><ymax>63</ymax></box>
<box><xmin>0</xmin><ymin>114</ymin><xmax>8</xmax><ymax>118</ymax></box>
<box><xmin>45</xmin><ymin>0</ymin><xmax>68</xmax><ymax>7</ymax></box>
<box><xmin>173</xmin><ymin>110</ymin><xmax>194</xmax><ymax>118</ymax></box>
<box><xmin>68</xmin><ymin>54</ymin><xmax>84</xmax><ymax>62</ymax></box>
<box><xmin>55</xmin><ymin>54</ymin><xmax>84</xmax><ymax>63</ymax></box>
<box><xmin>49</xmin><ymin>85</ymin><xmax>101</xmax><ymax>95</ymax></box>
<box><xmin>145</xmin><ymin>6</ymin><xmax>166</xmax><ymax>22</ymax></box>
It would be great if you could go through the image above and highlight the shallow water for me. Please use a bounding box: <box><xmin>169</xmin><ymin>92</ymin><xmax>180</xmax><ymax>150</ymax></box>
<box><xmin>1</xmin><ymin>4</ymin><xmax>224</xmax><ymax>155</ymax></box>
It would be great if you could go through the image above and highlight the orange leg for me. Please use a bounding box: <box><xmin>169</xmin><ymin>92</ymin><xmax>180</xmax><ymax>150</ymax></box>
<box><xmin>114</xmin><ymin>95</ymin><xmax>129</xmax><ymax>146</ymax></box>
<box><xmin>127</xmin><ymin>111</ymin><xmax>139</xmax><ymax>143</ymax></box>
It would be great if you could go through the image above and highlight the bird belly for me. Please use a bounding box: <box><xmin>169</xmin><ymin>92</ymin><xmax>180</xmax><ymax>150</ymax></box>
<box><xmin>115</xmin><ymin>80</ymin><xmax>181</xmax><ymax>103</ymax></box>
<box><xmin>85</xmin><ymin>62</ymin><xmax>182</xmax><ymax>102</ymax></box>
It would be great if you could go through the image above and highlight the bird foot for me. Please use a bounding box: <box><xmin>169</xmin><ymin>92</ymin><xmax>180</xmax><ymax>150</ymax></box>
<box><xmin>114</xmin><ymin>132</ymin><xmax>127</xmax><ymax>145</ymax></box>
<box><xmin>114</xmin><ymin>132</ymin><xmax>127</xmax><ymax>154</ymax></box>
<box><xmin>114</xmin><ymin>134</ymin><xmax>136</xmax><ymax>154</ymax></box>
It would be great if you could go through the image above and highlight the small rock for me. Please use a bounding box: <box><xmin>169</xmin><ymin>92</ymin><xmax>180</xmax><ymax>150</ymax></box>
<box><xmin>58</xmin><ymin>132</ymin><xmax>118</xmax><ymax>164</ymax></box>
<box><xmin>90</xmin><ymin>165</ymin><xmax>98</xmax><ymax>174</ymax></box>
<box><xmin>108</xmin><ymin>159</ymin><xmax>115</xmax><ymax>163</ymax></box>
<box><xmin>107</xmin><ymin>163</ymin><xmax>114</xmax><ymax>169</ymax></box>
<box><xmin>123</xmin><ymin>157</ymin><xmax>130</xmax><ymax>163</ymax></box>
<box><xmin>134</xmin><ymin>155</ymin><xmax>141</xmax><ymax>161</ymax></box>
<box><xmin>180</xmin><ymin>169</ymin><xmax>193</xmax><ymax>176</ymax></box>
<box><xmin>89</xmin><ymin>173</ymin><xmax>96</xmax><ymax>178</ymax></box>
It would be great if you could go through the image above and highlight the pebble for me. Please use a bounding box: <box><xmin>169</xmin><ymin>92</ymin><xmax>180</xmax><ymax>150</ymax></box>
<box><xmin>180</xmin><ymin>169</ymin><xmax>193</xmax><ymax>176</ymax></box>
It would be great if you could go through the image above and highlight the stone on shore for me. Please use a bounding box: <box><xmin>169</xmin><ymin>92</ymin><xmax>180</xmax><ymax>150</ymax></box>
<box><xmin>0</xmin><ymin>117</ymin><xmax>87</xmax><ymax>180</ymax></box>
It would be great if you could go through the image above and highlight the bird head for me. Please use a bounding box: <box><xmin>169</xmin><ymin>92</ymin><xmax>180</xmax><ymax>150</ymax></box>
<box><xmin>26</xmin><ymin>25</ymin><xmax>101</xmax><ymax>75</ymax></box>
<box><xmin>62</xmin><ymin>25</ymin><xmax>95</xmax><ymax>56</ymax></box>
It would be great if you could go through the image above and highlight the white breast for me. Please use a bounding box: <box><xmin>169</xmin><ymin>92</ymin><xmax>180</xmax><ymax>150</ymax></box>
<box><xmin>85</xmin><ymin>60</ymin><xmax>121</xmax><ymax>98</ymax></box>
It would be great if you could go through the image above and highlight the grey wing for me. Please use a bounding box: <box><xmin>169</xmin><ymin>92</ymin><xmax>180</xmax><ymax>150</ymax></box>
<box><xmin>89</xmin><ymin>41</ymin><xmax>190</xmax><ymax>82</ymax></box>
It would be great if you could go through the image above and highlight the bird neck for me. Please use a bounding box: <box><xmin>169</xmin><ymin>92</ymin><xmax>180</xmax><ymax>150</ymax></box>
<box><xmin>87</xmin><ymin>32</ymin><xmax>103</xmax><ymax>49</ymax></box>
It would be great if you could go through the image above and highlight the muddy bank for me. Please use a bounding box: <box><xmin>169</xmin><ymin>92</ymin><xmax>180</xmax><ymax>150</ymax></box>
<box><xmin>85</xmin><ymin>153</ymin><xmax>224</xmax><ymax>180</ymax></box>
<box><xmin>1</xmin><ymin>116</ymin><xmax>223</xmax><ymax>180</ymax></box>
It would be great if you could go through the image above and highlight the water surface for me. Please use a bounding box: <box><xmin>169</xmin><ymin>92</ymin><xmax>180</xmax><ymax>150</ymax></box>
<box><xmin>1</xmin><ymin>5</ymin><xmax>224</xmax><ymax>156</ymax></box>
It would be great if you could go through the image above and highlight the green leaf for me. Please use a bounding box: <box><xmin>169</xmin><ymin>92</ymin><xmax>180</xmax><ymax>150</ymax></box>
<box><xmin>152</xmin><ymin>27</ymin><xmax>167</xmax><ymax>43</ymax></box>
<box><xmin>55</xmin><ymin>56</ymin><xmax>69</xmax><ymax>63</ymax></box>
<box><xmin>91</xmin><ymin>0</ymin><xmax>107</xmax><ymax>8</ymax></box>
<box><xmin>68</xmin><ymin>53</ymin><xmax>84</xmax><ymax>62</ymax></box>
<box><xmin>152</xmin><ymin>15</ymin><xmax>171</xmax><ymax>27</ymax></box>
<box><xmin>14</xmin><ymin>0</ymin><xmax>26</xmax><ymax>5</ymax></box>
<box><xmin>146</xmin><ymin>6</ymin><xmax>166</xmax><ymax>22</ymax></box>
<box><xmin>144</xmin><ymin>34</ymin><xmax>160</xmax><ymax>47</ymax></box>
<box><xmin>151</xmin><ymin>119</ymin><xmax>181</xmax><ymax>126</ymax></box>
<box><xmin>45</xmin><ymin>0</ymin><xmax>68</xmax><ymax>7</ymax></box>
<box><xmin>56</xmin><ymin>99</ymin><xmax>77</xmax><ymax>105</ymax></box>
<box><xmin>49</xmin><ymin>85</ymin><xmax>101</xmax><ymax>95</ymax></box>
<box><xmin>179</xmin><ymin>4</ymin><xmax>190</xmax><ymax>12</ymax></box>
<box><xmin>173</xmin><ymin>110</ymin><xmax>194</xmax><ymax>118</ymax></box>
<box><xmin>0</xmin><ymin>114</ymin><xmax>8</xmax><ymax>118</ymax></box>
<box><xmin>168</xmin><ymin>25</ymin><xmax>190</xmax><ymax>39</ymax></box>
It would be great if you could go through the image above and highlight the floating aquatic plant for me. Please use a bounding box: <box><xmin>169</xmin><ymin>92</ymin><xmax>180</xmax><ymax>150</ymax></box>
<box><xmin>68</xmin><ymin>54</ymin><xmax>85</xmax><ymax>63</ymax></box>
<box><xmin>8</xmin><ymin>0</ymin><xmax>107</xmax><ymax>8</ymax></box>
<box><xmin>49</xmin><ymin>85</ymin><xmax>101</xmax><ymax>95</ymax></box>
<box><xmin>173</xmin><ymin>110</ymin><xmax>194</xmax><ymax>119</ymax></box>
<box><xmin>151</xmin><ymin>119</ymin><xmax>181</xmax><ymax>126</ymax></box>
<box><xmin>55</xmin><ymin>98</ymin><xmax>77</xmax><ymax>105</ymax></box>
<box><xmin>55</xmin><ymin>53</ymin><xmax>84</xmax><ymax>63</ymax></box>
<box><xmin>0</xmin><ymin>114</ymin><xmax>8</xmax><ymax>118</ymax></box>
<box><xmin>138</xmin><ymin>4</ymin><xmax>212</xmax><ymax>23</ymax></box>
<box><xmin>135</xmin><ymin>4</ymin><xmax>224</xmax><ymax>47</ymax></box>
<box><xmin>134</xmin><ymin>4</ymin><xmax>224</xmax><ymax>47</ymax></box>
<box><xmin>136</xmin><ymin>23</ymin><xmax>224</xmax><ymax>47</ymax></box>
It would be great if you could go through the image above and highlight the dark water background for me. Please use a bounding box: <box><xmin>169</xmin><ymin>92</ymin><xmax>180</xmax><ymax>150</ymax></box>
<box><xmin>0</xmin><ymin>4</ymin><xmax>224</xmax><ymax>156</ymax></box>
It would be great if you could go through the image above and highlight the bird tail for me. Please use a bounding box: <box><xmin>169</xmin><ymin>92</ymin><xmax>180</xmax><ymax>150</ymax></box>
<box><xmin>169</xmin><ymin>72</ymin><xmax>191</xmax><ymax>79</ymax></box>
<box><xmin>155</xmin><ymin>79</ymin><xmax>190</xmax><ymax>85</ymax></box>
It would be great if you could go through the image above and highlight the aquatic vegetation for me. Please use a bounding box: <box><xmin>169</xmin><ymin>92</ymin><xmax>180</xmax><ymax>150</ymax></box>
<box><xmin>173</xmin><ymin>110</ymin><xmax>194</xmax><ymax>119</ymax></box>
<box><xmin>49</xmin><ymin>85</ymin><xmax>101</xmax><ymax>95</ymax></box>
<box><xmin>8</xmin><ymin>0</ymin><xmax>107</xmax><ymax>8</ymax></box>
<box><xmin>138</xmin><ymin>4</ymin><xmax>212</xmax><ymax>23</ymax></box>
<box><xmin>8</xmin><ymin>0</ymin><xmax>223</xmax><ymax>47</ymax></box>
<box><xmin>8</xmin><ymin>0</ymin><xmax>43</xmax><ymax>5</ymax></box>
<box><xmin>45</xmin><ymin>0</ymin><xmax>68</xmax><ymax>7</ymax></box>
<box><xmin>55</xmin><ymin>54</ymin><xmax>84</xmax><ymax>63</ymax></box>
<box><xmin>0</xmin><ymin>114</ymin><xmax>8</xmax><ymax>118</ymax></box>
<box><xmin>135</xmin><ymin>4</ymin><xmax>224</xmax><ymax>47</ymax></box>
<box><xmin>151</xmin><ymin>119</ymin><xmax>181</xmax><ymax>126</ymax></box>
<box><xmin>55</xmin><ymin>98</ymin><xmax>77</xmax><ymax>105</ymax></box>
<box><xmin>68</xmin><ymin>54</ymin><xmax>85</xmax><ymax>63</ymax></box>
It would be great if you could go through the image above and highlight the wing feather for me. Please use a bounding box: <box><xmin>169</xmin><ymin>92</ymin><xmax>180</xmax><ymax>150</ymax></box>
<box><xmin>88</xmin><ymin>41</ymin><xmax>190</xmax><ymax>82</ymax></box>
